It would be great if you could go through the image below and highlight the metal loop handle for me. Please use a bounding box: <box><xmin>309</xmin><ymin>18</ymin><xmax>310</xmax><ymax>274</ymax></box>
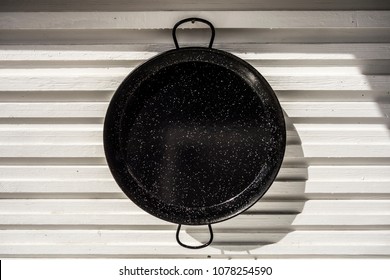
<box><xmin>172</xmin><ymin>17</ymin><xmax>215</xmax><ymax>49</ymax></box>
<box><xmin>176</xmin><ymin>224</ymin><xmax>214</xmax><ymax>249</ymax></box>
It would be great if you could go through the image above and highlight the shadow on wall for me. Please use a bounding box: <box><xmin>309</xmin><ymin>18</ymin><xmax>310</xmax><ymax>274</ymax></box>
<box><xmin>376</xmin><ymin>95</ymin><xmax>390</xmax><ymax>130</ymax></box>
<box><xmin>182</xmin><ymin>46</ymin><xmax>390</xmax><ymax>253</ymax></box>
<box><xmin>184</xmin><ymin>113</ymin><xmax>307</xmax><ymax>252</ymax></box>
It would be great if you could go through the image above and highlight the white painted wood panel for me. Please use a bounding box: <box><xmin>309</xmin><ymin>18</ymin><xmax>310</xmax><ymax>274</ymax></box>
<box><xmin>1</xmin><ymin>200</ymin><xmax>390</xmax><ymax>215</ymax></box>
<box><xmin>0</xmin><ymin>124</ymin><xmax>389</xmax><ymax>145</ymax></box>
<box><xmin>2</xmin><ymin>0</ymin><xmax>390</xmax><ymax>12</ymax></box>
<box><xmin>1</xmin><ymin>68</ymin><xmax>388</xmax><ymax>91</ymax></box>
<box><xmin>1</xmin><ymin>229</ymin><xmax>390</xmax><ymax>259</ymax></box>
<box><xmin>1</xmin><ymin>165</ymin><xmax>390</xmax><ymax>209</ymax></box>
<box><xmin>1</xmin><ymin>44</ymin><xmax>389</xmax><ymax>61</ymax></box>
<box><xmin>0</xmin><ymin>243</ymin><xmax>388</xmax><ymax>258</ymax></box>
<box><xmin>1</xmin><ymin>181</ymin><xmax>390</xmax><ymax>201</ymax></box>
<box><xmin>1</xmin><ymin>143</ymin><xmax>390</xmax><ymax>158</ymax></box>
<box><xmin>2</xmin><ymin>11</ymin><xmax>388</xmax><ymax>29</ymax></box>
<box><xmin>1</xmin><ymin>101</ymin><xmax>389</xmax><ymax>118</ymax></box>
<box><xmin>0</xmin><ymin>3</ymin><xmax>389</xmax><ymax>258</ymax></box>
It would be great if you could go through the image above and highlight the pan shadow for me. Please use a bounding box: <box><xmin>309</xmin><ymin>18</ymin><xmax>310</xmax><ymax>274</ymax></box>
<box><xmin>180</xmin><ymin>48</ymin><xmax>390</xmax><ymax>255</ymax></box>
<box><xmin>182</xmin><ymin>113</ymin><xmax>308</xmax><ymax>253</ymax></box>
<box><xmin>375</xmin><ymin>95</ymin><xmax>390</xmax><ymax>130</ymax></box>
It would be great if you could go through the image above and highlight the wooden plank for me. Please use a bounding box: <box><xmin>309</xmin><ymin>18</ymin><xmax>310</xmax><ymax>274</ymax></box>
<box><xmin>0</xmin><ymin>124</ymin><xmax>102</xmax><ymax>143</ymax></box>
<box><xmin>3</xmin><ymin>28</ymin><xmax>390</xmax><ymax>45</ymax></box>
<box><xmin>0</xmin><ymin>230</ymin><xmax>389</xmax><ymax>257</ymax></box>
<box><xmin>1</xmin><ymin>143</ymin><xmax>389</xmax><ymax>158</ymax></box>
<box><xmin>0</xmin><ymin>91</ymin><xmax>115</xmax><ymax>103</ymax></box>
<box><xmin>0</xmin><ymin>142</ymin><xmax>389</xmax><ymax>158</ymax></box>
<box><xmin>0</xmin><ymin>166</ymin><xmax>113</xmax><ymax>179</ymax></box>
<box><xmin>269</xmin><ymin>76</ymin><xmax>390</xmax><ymax>91</ymax></box>
<box><xmin>299</xmin><ymin>144</ymin><xmax>390</xmax><ymax>158</ymax></box>
<box><xmin>0</xmin><ymin>180</ymin><xmax>120</xmax><ymax>195</ymax></box>
<box><xmin>0</xmin><ymin>65</ymin><xmax>386</xmax><ymax>75</ymax></box>
<box><xmin>1</xmin><ymin>199</ymin><xmax>389</xmax><ymax>215</ymax></box>
<box><xmin>1</xmin><ymin>44</ymin><xmax>389</xmax><ymax>61</ymax></box>
<box><xmin>0</xmin><ymin>230</ymin><xmax>388</xmax><ymax>259</ymax></box>
<box><xmin>303</xmin><ymin>181</ymin><xmax>390</xmax><ymax>196</ymax></box>
<box><xmin>0</xmin><ymin>212</ymin><xmax>389</xmax><ymax>228</ymax></box>
<box><xmin>2</xmin><ymin>11</ymin><xmax>388</xmax><ymax>30</ymax></box>
<box><xmin>251</xmin><ymin>67</ymin><xmax>369</xmax><ymax>76</ymax></box>
<box><xmin>1</xmin><ymin>230</ymin><xmax>389</xmax><ymax>245</ymax></box>
<box><xmin>0</xmin><ymin>103</ymin><xmax>107</xmax><ymax>118</ymax></box>
<box><xmin>276</xmin><ymin>90</ymin><xmax>390</xmax><ymax>102</ymax></box>
<box><xmin>1</xmin><ymin>71</ymin><xmax>389</xmax><ymax>91</ymax></box>
<box><xmin>282</xmin><ymin>102</ymin><xmax>390</xmax><ymax>118</ymax></box>
<box><xmin>0</xmin><ymin>165</ymin><xmax>388</xmax><ymax>181</ymax></box>
<box><xmin>293</xmin><ymin>124</ymin><xmax>390</xmax><ymax>144</ymax></box>
<box><xmin>0</xmin><ymin>71</ymin><xmax>124</xmax><ymax>91</ymax></box>
<box><xmin>8</xmin><ymin>89</ymin><xmax>389</xmax><ymax>103</ymax></box>
<box><xmin>1</xmin><ymin>101</ymin><xmax>389</xmax><ymax>118</ymax></box>
<box><xmin>1</xmin><ymin>66</ymin><xmax>380</xmax><ymax>77</ymax></box>
<box><xmin>0</xmin><ymin>244</ymin><xmax>388</xmax><ymax>257</ymax></box>
<box><xmin>357</xmin><ymin>11</ymin><xmax>390</xmax><ymax>28</ymax></box>
<box><xmin>1</xmin><ymin>11</ymin><xmax>389</xmax><ymax>29</ymax></box>
<box><xmin>307</xmin><ymin>166</ymin><xmax>390</xmax><ymax>181</ymax></box>
<box><xmin>1</xmin><ymin>66</ymin><xmax>386</xmax><ymax>77</ymax></box>
<box><xmin>0</xmin><ymin>144</ymin><xmax>103</xmax><ymax>157</ymax></box>
<box><xmin>2</xmin><ymin>0</ymin><xmax>390</xmax><ymax>12</ymax></box>
<box><xmin>0</xmin><ymin>124</ymin><xmax>101</xmax><ymax>132</ymax></box>
<box><xmin>2</xmin><ymin>181</ymin><xmax>390</xmax><ymax>200</ymax></box>
<box><xmin>1</xmin><ymin>124</ymin><xmax>388</xmax><ymax>144</ymax></box>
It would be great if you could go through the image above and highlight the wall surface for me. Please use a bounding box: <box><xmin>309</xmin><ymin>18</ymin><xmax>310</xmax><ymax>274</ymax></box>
<box><xmin>0</xmin><ymin>0</ymin><xmax>389</xmax><ymax>258</ymax></box>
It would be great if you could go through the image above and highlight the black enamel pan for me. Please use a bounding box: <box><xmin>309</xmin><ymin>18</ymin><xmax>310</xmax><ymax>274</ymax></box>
<box><xmin>104</xmin><ymin>18</ymin><xmax>286</xmax><ymax>249</ymax></box>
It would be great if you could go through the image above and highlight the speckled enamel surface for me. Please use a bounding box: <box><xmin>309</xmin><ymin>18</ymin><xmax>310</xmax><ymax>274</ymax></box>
<box><xmin>104</xmin><ymin>47</ymin><xmax>286</xmax><ymax>225</ymax></box>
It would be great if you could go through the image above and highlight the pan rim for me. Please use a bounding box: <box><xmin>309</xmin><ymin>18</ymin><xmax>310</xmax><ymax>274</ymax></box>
<box><xmin>103</xmin><ymin>47</ymin><xmax>286</xmax><ymax>225</ymax></box>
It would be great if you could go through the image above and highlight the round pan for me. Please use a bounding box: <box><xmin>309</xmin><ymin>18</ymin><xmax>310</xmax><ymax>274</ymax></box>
<box><xmin>104</xmin><ymin>18</ymin><xmax>286</xmax><ymax>247</ymax></box>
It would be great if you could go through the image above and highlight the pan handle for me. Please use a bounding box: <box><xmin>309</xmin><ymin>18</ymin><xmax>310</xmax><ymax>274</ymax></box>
<box><xmin>172</xmin><ymin>18</ymin><xmax>215</xmax><ymax>49</ymax></box>
<box><xmin>176</xmin><ymin>224</ymin><xmax>214</xmax><ymax>249</ymax></box>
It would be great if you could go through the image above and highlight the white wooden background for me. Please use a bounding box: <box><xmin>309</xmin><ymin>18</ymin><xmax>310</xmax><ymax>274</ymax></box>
<box><xmin>0</xmin><ymin>0</ymin><xmax>389</xmax><ymax>258</ymax></box>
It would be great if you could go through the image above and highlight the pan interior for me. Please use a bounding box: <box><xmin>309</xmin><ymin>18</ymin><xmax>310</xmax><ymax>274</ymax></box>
<box><xmin>120</xmin><ymin>61</ymin><xmax>279</xmax><ymax>209</ymax></box>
